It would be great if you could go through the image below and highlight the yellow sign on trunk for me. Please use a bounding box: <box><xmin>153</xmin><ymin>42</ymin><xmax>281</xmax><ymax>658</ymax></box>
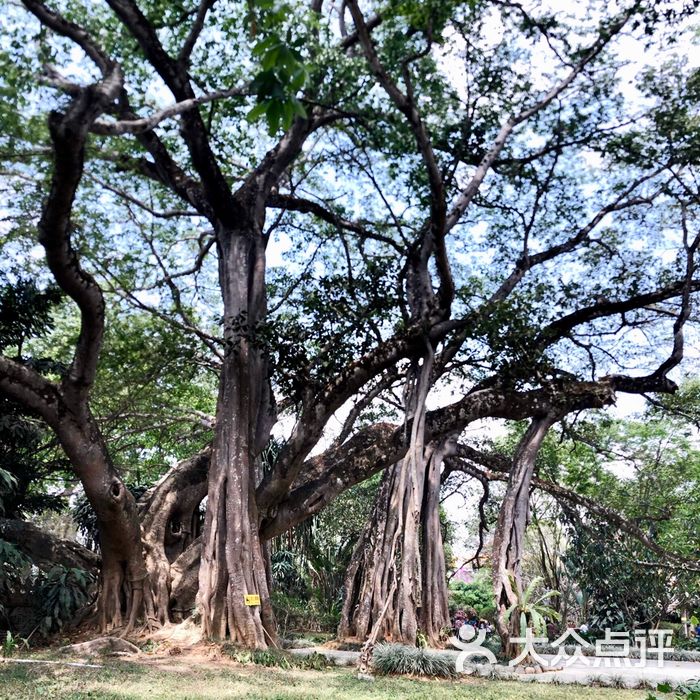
<box><xmin>244</xmin><ymin>594</ymin><xmax>261</xmax><ymax>606</ymax></box>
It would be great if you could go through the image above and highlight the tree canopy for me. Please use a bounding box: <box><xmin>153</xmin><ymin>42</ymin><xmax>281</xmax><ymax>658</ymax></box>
<box><xmin>1</xmin><ymin>0</ymin><xmax>699</xmax><ymax>649</ymax></box>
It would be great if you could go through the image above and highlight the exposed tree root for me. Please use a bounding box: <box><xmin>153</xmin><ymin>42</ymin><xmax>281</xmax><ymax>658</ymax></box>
<box><xmin>60</xmin><ymin>637</ymin><xmax>140</xmax><ymax>656</ymax></box>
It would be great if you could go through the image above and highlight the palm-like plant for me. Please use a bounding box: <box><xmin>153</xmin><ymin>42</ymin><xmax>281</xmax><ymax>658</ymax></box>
<box><xmin>504</xmin><ymin>573</ymin><xmax>561</xmax><ymax>638</ymax></box>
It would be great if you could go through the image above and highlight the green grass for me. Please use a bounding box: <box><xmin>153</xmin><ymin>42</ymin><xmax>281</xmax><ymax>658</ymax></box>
<box><xmin>0</xmin><ymin>659</ymin><xmax>645</xmax><ymax>700</ymax></box>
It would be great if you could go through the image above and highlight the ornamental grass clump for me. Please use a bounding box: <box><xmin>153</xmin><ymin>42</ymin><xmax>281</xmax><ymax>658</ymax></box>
<box><xmin>372</xmin><ymin>643</ymin><xmax>457</xmax><ymax>678</ymax></box>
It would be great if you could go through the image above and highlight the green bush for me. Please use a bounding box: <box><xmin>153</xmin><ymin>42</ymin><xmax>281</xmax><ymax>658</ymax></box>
<box><xmin>372</xmin><ymin>643</ymin><xmax>457</xmax><ymax>678</ymax></box>
<box><xmin>36</xmin><ymin>566</ymin><xmax>95</xmax><ymax>634</ymax></box>
<box><xmin>0</xmin><ymin>539</ymin><xmax>30</xmax><ymax>622</ymax></box>
<box><xmin>449</xmin><ymin>572</ymin><xmax>496</xmax><ymax>620</ymax></box>
<box><xmin>646</xmin><ymin>679</ymin><xmax>700</xmax><ymax>699</ymax></box>
<box><xmin>271</xmin><ymin>591</ymin><xmax>339</xmax><ymax>636</ymax></box>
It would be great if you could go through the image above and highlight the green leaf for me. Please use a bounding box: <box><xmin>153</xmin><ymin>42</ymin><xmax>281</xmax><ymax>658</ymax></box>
<box><xmin>246</xmin><ymin>101</ymin><xmax>269</xmax><ymax>123</ymax></box>
<box><xmin>266</xmin><ymin>100</ymin><xmax>283</xmax><ymax>135</ymax></box>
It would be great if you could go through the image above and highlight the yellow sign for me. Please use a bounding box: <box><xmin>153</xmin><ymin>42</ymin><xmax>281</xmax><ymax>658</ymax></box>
<box><xmin>244</xmin><ymin>594</ymin><xmax>261</xmax><ymax>606</ymax></box>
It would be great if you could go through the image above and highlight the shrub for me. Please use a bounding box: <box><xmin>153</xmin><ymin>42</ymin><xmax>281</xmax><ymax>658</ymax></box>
<box><xmin>36</xmin><ymin>566</ymin><xmax>95</xmax><ymax>634</ymax></box>
<box><xmin>0</xmin><ymin>539</ymin><xmax>30</xmax><ymax>622</ymax></box>
<box><xmin>271</xmin><ymin>591</ymin><xmax>339</xmax><ymax>636</ymax></box>
<box><xmin>449</xmin><ymin>572</ymin><xmax>496</xmax><ymax>620</ymax></box>
<box><xmin>646</xmin><ymin>679</ymin><xmax>700</xmax><ymax>699</ymax></box>
<box><xmin>372</xmin><ymin>643</ymin><xmax>457</xmax><ymax>678</ymax></box>
<box><xmin>270</xmin><ymin>550</ymin><xmax>307</xmax><ymax>598</ymax></box>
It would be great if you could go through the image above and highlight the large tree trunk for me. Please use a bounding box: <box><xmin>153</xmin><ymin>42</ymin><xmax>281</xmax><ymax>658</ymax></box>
<box><xmin>139</xmin><ymin>450</ymin><xmax>209</xmax><ymax>624</ymax></box>
<box><xmin>338</xmin><ymin>439</ymin><xmax>452</xmax><ymax>646</ymax></box>
<box><xmin>57</xmin><ymin>412</ymin><xmax>156</xmax><ymax>633</ymax></box>
<box><xmin>197</xmin><ymin>228</ymin><xmax>276</xmax><ymax>646</ymax></box>
<box><xmin>491</xmin><ymin>414</ymin><xmax>558</xmax><ymax>659</ymax></box>
<box><xmin>419</xmin><ymin>444</ymin><xmax>451</xmax><ymax>643</ymax></box>
<box><xmin>338</xmin><ymin>342</ymin><xmax>452</xmax><ymax>645</ymax></box>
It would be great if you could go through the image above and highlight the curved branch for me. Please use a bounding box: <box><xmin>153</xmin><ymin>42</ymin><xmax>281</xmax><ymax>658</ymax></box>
<box><xmin>40</xmin><ymin>68</ymin><xmax>123</xmax><ymax>402</ymax></box>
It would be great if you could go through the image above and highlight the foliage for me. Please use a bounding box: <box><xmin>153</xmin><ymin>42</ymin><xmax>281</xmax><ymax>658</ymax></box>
<box><xmin>0</xmin><ymin>277</ymin><xmax>69</xmax><ymax>519</ymax></box>
<box><xmin>2</xmin><ymin>0</ymin><xmax>700</xmax><ymax>645</ymax></box>
<box><xmin>269</xmin><ymin>475</ymin><xmax>380</xmax><ymax>634</ymax></box>
<box><xmin>0</xmin><ymin>468</ymin><xmax>16</xmax><ymax>516</ymax></box>
<box><xmin>2</xmin><ymin>631</ymin><xmax>17</xmax><ymax>658</ymax></box>
<box><xmin>372</xmin><ymin>643</ymin><xmax>457</xmax><ymax>678</ymax></box>
<box><xmin>646</xmin><ymin>680</ymin><xmax>700</xmax><ymax>700</ymax></box>
<box><xmin>449</xmin><ymin>569</ymin><xmax>496</xmax><ymax>619</ymax></box>
<box><xmin>0</xmin><ymin>539</ymin><xmax>30</xmax><ymax>625</ymax></box>
<box><xmin>1</xmin><ymin>543</ymin><xmax>94</xmax><ymax>638</ymax></box>
<box><xmin>270</xmin><ymin>592</ymin><xmax>339</xmax><ymax>637</ymax></box>
<box><xmin>0</xmin><ymin>276</ymin><xmax>62</xmax><ymax>356</ymax></box>
<box><xmin>35</xmin><ymin>566</ymin><xmax>95</xmax><ymax>635</ymax></box>
<box><xmin>504</xmin><ymin>574</ymin><xmax>560</xmax><ymax>637</ymax></box>
<box><xmin>270</xmin><ymin>550</ymin><xmax>307</xmax><ymax>598</ymax></box>
<box><xmin>490</xmin><ymin>400</ymin><xmax>700</xmax><ymax>635</ymax></box>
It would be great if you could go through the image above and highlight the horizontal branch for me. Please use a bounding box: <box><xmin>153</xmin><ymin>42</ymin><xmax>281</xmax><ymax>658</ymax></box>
<box><xmin>0</xmin><ymin>518</ymin><xmax>100</xmax><ymax>572</ymax></box>
<box><xmin>261</xmin><ymin>377</ymin><xmax>619</xmax><ymax>532</ymax></box>
<box><xmin>91</xmin><ymin>85</ymin><xmax>248</xmax><ymax>135</ymax></box>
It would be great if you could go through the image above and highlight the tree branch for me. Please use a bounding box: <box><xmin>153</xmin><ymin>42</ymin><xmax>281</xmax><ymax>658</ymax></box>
<box><xmin>444</xmin><ymin>7</ymin><xmax>635</xmax><ymax>233</ymax></box>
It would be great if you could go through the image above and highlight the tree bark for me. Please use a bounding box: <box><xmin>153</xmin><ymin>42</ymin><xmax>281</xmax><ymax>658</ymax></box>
<box><xmin>337</xmin><ymin>215</ymin><xmax>451</xmax><ymax>647</ymax></box>
<box><xmin>338</xmin><ymin>437</ymin><xmax>452</xmax><ymax>646</ymax></box>
<box><xmin>0</xmin><ymin>59</ymin><xmax>158</xmax><ymax>634</ymax></box>
<box><xmin>419</xmin><ymin>444</ymin><xmax>451</xmax><ymax>644</ymax></box>
<box><xmin>197</xmin><ymin>227</ymin><xmax>276</xmax><ymax>646</ymax></box>
<box><xmin>491</xmin><ymin>414</ymin><xmax>558</xmax><ymax>659</ymax></box>
<box><xmin>56</xmin><ymin>413</ymin><xmax>156</xmax><ymax>633</ymax></box>
<box><xmin>139</xmin><ymin>449</ymin><xmax>209</xmax><ymax>624</ymax></box>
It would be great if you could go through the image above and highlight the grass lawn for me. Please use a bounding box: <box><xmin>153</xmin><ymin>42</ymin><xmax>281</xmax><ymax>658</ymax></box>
<box><xmin>0</xmin><ymin>659</ymin><xmax>648</xmax><ymax>700</ymax></box>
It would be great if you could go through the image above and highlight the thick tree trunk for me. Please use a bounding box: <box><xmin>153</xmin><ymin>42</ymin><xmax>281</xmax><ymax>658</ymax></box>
<box><xmin>419</xmin><ymin>445</ymin><xmax>451</xmax><ymax>644</ymax></box>
<box><xmin>57</xmin><ymin>413</ymin><xmax>156</xmax><ymax>633</ymax></box>
<box><xmin>338</xmin><ymin>440</ymin><xmax>452</xmax><ymax>646</ymax></box>
<box><xmin>197</xmin><ymin>229</ymin><xmax>276</xmax><ymax>646</ymax></box>
<box><xmin>139</xmin><ymin>449</ymin><xmax>209</xmax><ymax>624</ymax></box>
<box><xmin>338</xmin><ymin>342</ymin><xmax>452</xmax><ymax>645</ymax></box>
<box><xmin>338</xmin><ymin>228</ymin><xmax>452</xmax><ymax>648</ymax></box>
<box><xmin>491</xmin><ymin>414</ymin><xmax>558</xmax><ymax>659</ymax></box>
